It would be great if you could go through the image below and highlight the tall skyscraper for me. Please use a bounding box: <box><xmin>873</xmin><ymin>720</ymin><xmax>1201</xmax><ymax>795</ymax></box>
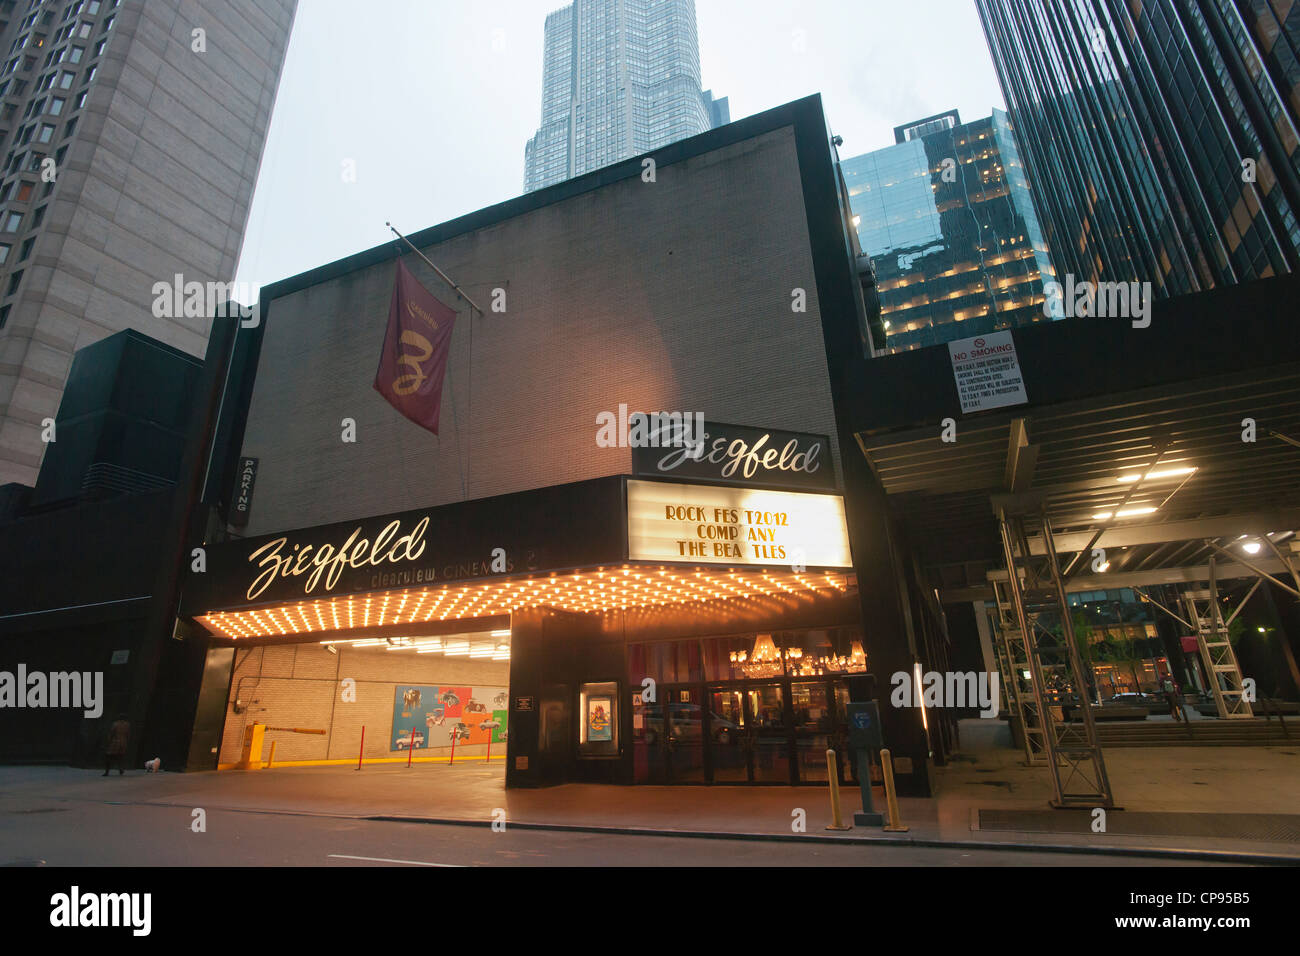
<box><xmin>523</xmin><ymin>0</ymin><xmax>728</xmax><ymax>193</ymax></box>
<box><xmin>0</xmin><ymin>0</ymin><xmax>296</xmax><ymax>487</ymax></box>
<box><xmin>841</xmin><ymin>109</ymin><xmax>1056</xmax><ymax>352</ymax></box>
<box><xmin>976</xmin><ymin>0</ymin><xmax>1300</xmax><ymax>300</ymax></box>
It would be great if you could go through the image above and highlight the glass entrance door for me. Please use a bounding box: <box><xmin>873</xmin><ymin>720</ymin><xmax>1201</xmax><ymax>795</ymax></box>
<box><xmin>668</xmin><ymin>686</ymin><xmax>707</xmax><ymax>782</ymax></box>
<box><xmin>708</xmin><ymin>688</ymin><xmax>747</xmax><ymax>782</ymax></box>
<box><xmin>645</xmin><ymin>685</ymin><xmax>707</xmax><ymax>783</ymax></box>
<box><xmin>792</xmin><ymin>681</ymin><xmax>833</xmax><ymax>783</ymax></box>
<box><xmin>746</xmin><ymin>683</ymin><xmax>791</xmax><ymax>783</ymax></box>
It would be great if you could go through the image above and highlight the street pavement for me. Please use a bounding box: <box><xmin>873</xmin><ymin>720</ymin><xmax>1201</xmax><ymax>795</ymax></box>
<box><xmin>0</xmin><ymin>798</ymin><xmax>1232</xmax><ymax>867</ymax></box>
<box><xmin>1</xmin><ymin>732</ymin><xmax>1297</xmax><ymax>865</ymax></box>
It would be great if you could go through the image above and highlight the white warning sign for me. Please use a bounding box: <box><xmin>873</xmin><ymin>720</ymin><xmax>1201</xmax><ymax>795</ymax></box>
<box><xmin>947</xmin><ymin>331</ymin><xmax>1028</xmax><ymax>414</ymax></box>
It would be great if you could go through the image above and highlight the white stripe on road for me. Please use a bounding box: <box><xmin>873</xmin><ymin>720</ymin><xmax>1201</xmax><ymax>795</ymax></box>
<box><xmin>328</xmin><ymin>854</ymin><xmax>463</xmax><ymax>867</ymax></box>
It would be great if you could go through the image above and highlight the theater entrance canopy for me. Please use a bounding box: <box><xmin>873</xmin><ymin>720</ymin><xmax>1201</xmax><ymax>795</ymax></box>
<box><xmin>182</xmin><ymin>475</ymin><xmax>858</xmax><ymax>646</ymax></box>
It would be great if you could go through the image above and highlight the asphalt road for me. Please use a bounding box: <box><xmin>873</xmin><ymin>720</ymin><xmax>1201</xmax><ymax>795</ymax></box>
<box><xmin>0</xmin><ymin>801</ymin><xmax>1230</xmax><ymax>867</ymax></box>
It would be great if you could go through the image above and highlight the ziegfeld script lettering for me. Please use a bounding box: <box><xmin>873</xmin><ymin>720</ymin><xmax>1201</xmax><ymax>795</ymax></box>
<box><xmin>246</xmin><ymin>518</ymin><xmax>429</xmax><ymax>600</ymax></box>
<box><xmin>655</xmin><ymin>431</ymin><xmax>821</xmax><ymax>480</ymax></box>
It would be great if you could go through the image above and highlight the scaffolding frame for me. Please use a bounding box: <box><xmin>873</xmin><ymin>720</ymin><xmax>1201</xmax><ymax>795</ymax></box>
<box><xmin>992</xmin><ymin>577</ymin><xmax>1048</xmax><ymax>764</ymax></box>
<box><xmin>1181</xmin><ymin>557</ymin><xmax>1254</xmax><ymax>719</ymax></box>
<box><xmin>994</xmin><ymin>497</ymin><xmax>1115</xmax><ymax>808</ymax></box>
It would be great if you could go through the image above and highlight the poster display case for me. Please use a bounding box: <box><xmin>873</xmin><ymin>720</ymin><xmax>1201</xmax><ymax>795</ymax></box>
<box><xmin>578</xmin><ymin>681</ymin><xmax>619</xmax><ymax>758</ymax></box>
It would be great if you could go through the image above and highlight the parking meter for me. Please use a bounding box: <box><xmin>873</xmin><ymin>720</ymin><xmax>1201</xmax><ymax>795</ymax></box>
<box><xmin>847</xmin><ymin>702</ymin><xmax>883</xmax><ymax>750</ymax></box>
<box><xmin>846</xmin><ymin>702</ymin><xmax>884</xmax><ymax>826</ymax></box>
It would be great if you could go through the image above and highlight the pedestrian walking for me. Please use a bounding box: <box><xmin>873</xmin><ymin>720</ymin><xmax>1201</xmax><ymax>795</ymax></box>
<box><xmin>103</xmin><ymin>714</ymin><xmax>129</xmax><ymax>776</ymax></box>
<box><xmin>1162</xmin><ymin>677</ymin><xmax>1183</xmax><ymax>723</ymax></box>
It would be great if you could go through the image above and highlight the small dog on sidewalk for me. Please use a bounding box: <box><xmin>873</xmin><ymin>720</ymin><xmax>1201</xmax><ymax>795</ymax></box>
<box><xmin>144</xmin><ymin>758</ymin><xmax>161</xmax><ymax>773</ymax></box>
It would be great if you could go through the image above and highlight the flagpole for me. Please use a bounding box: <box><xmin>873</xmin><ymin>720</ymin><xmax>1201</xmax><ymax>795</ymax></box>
<box><xmin>386</xmin><ymin>222</ymin><xmax>483</xmax><ymax>316</ymax></box>
<box><xmin>386</xmin><ymin>220</ymin><xmax>474</xmax><ymax>501</ymax></box>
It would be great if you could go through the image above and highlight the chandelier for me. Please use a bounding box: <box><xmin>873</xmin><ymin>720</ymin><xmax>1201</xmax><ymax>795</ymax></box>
<box><xmin>730</xmin><ymin>635</ymin><xmax>868</xmax><ymax>679</ymax></box>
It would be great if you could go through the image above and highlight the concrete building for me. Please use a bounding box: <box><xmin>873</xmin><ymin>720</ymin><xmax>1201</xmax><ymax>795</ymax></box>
<box><xmin>523</xmin><ymin>0</ymin><xmax>728</xmax><ymax>193</ymax></box>
<box><xmin>841</xmin><ymin>108</ymin><xmax>1056</xmax><ymax>353</ymax></box>
<box><xmin>0</xmin><ymin>0</ymin><xmax>296</xmax><ymax>487</ymax></box>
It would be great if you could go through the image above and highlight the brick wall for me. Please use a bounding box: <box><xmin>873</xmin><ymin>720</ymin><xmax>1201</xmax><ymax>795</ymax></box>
<box><xmin>239</xmin><ymin>125</ymin><xmax>841</xmax><ymax>536</ymax></box>
<box><xmin>218</xmin><ymin>641</ymin><xmax>509</xmax><ymax>765</ymax></box>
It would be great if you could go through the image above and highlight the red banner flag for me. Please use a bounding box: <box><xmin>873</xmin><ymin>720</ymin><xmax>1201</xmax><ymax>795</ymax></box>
<box><xmin>373</xmin><ymin>259</ymin><xmax>459</xmax><ymax>435</ymax></box>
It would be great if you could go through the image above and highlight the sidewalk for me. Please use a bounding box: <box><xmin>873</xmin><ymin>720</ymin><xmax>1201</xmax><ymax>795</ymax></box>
<box><xmin>2</xmin><ymin>729</ymin><xmax>1297</xmax><ymax>862</ymax></box>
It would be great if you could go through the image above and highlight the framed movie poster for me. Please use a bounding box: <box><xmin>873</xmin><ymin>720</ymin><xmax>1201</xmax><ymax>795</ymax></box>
<box><xmin>578</xmin><ymin>681</ymin><xmax>619</xmax><ymax>758</ymax></box>
<box><xmin>587</xmin><ymin>696</ymin><xmax>613</xmax><ymax>742</ymax></box>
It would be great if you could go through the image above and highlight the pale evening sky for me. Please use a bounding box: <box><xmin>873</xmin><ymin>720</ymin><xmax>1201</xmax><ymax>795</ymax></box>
<box><xmin>233</xmin><ymin>0</ymin><xmax>1005</xmax><ymax>293</ymax></box>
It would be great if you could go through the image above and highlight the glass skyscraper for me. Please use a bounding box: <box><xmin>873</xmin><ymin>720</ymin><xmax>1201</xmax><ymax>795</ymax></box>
<box><xmin>842</xmin><ymin>109</ymin><xmax>1056</xmax><ymax>353</ymax></box>
<box><xmin>976</xmin><ymin>0</ymin><xmax>1300</xmax><ymax>298</ymax></box>
<box><xmin>523</xmin><ymin>0</ymin><xmax>729</xmax><ymax>193</ymax></box>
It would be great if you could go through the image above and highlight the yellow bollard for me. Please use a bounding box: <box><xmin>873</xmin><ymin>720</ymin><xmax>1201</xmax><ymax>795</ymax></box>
<box><xmin>879</xmin><ymin>748</ymin><xmax>910</xmax><ymax>832</ymax></box>
<box><xmin>235</xmin><ymin>722</ymin><xmax>265</xmax><ymax>770</ymax></box>
<box><xmin>825</xmin><ymin>749</ymin><xmax>851</xmax><ymax>830</ymax></box>
<box><xmin>265</xmin><ymin>740</ymin><xmax>277</xmax><ymax>769</ymax></box>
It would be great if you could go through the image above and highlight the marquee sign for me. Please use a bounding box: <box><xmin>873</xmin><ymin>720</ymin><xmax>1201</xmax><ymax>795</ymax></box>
<box><xmin>631</xmin><ymin>421</ymin><xmax>835</xmax><ymax>492</ymax></box>
<box><xmin>626</xmin><ymin>479</ymin><xmax>852</xmax><ymax>568</ymax></box>
<box><xmin>183</xmin><ymin>478</ymin><xmax>627</xmax><ymax>614</ymax></box>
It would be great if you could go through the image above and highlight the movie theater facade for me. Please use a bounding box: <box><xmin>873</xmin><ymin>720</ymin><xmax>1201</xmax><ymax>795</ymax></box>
<box><xmin>178</xmin><ymin>97</ymin><xmax>886</xmax><ymax>788</ymax></box>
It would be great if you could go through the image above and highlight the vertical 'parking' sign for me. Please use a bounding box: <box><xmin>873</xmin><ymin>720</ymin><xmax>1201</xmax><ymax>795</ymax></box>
<box><xmin>231</xmin><ymin>457</ymin><xmax>259</xmax><ymax>529</ymax></box>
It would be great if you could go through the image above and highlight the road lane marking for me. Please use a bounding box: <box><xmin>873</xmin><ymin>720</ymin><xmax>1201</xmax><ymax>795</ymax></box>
<box><xmin>327</xmin><ymin>853</ymin><xmax>462</xmax><ymax>867</ymax></box>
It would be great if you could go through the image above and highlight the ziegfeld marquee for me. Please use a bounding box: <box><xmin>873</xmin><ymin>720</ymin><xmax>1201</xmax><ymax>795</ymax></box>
<box><xmin>184</xmin><ymin>476</ymin><xmax>857</xmax><ymax>639</ymax></box>
<box><xmin>625</xmin><ymin>479</ymin><xmax>853</xmax><ymax>568</ymax></box>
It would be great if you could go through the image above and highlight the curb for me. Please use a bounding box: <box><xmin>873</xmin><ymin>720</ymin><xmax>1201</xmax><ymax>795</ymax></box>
<box><xmin>362</xmin><ymin>813</ymin><xmax>1300</xmax><ymax>864</ymax></box>
<box><xmin>31</xmin><ymin>791</ymin><xmax>1300</xmax><ymax>865</ymax></box>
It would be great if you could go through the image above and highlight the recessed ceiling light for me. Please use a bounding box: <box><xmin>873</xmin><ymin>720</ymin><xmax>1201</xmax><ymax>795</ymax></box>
<box><xmin>1115</xmin><ymin>466</ymin><xmax>1196</xmax><ymax>483</ymax></box>
<box><xmin>1092</xmin><ymin>506</ymin><xmax>1158</xmax><ymax>520</ymax></box>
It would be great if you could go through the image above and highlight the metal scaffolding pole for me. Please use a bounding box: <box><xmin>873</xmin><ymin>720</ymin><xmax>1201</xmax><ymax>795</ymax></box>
<box><xmin>994</xmin><ymin>498</ymin><xmax>1115</xmax><ymax>808</ymax></box>
<box><xmin>1181</xmin><ymin>557</ymin><xmax>1254</xmax><ymax>719</ymax></box>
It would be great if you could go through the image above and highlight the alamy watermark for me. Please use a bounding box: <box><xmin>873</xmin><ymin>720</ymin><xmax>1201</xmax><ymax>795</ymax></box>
<box><xmin>50</xmin><ymin>886</ymin><xmax>151</xmax><ymax>936</ymax></box>
<box><xmin>1043</xmin><ymin>274</ymin><xmax>1152</xmax><ymax>328</ymax></box>
<box><xmin>890</xmin><ymin>670</ymin><xmax>1000</xmax><ymax>719</ymax></box>
<box><xmin>595</xmin><ymin>404</ymin><xmax>704</xmax><ymax>449</ymax></box>
<box><xmin>152</xmin><ymin>274</ymin><xmax>260</xmax><ymax>328</ymax></box>
<box><xmin>0</xmin><ymin>665</ymin><xmax>102</xmax><ymax>718</ymax></box>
